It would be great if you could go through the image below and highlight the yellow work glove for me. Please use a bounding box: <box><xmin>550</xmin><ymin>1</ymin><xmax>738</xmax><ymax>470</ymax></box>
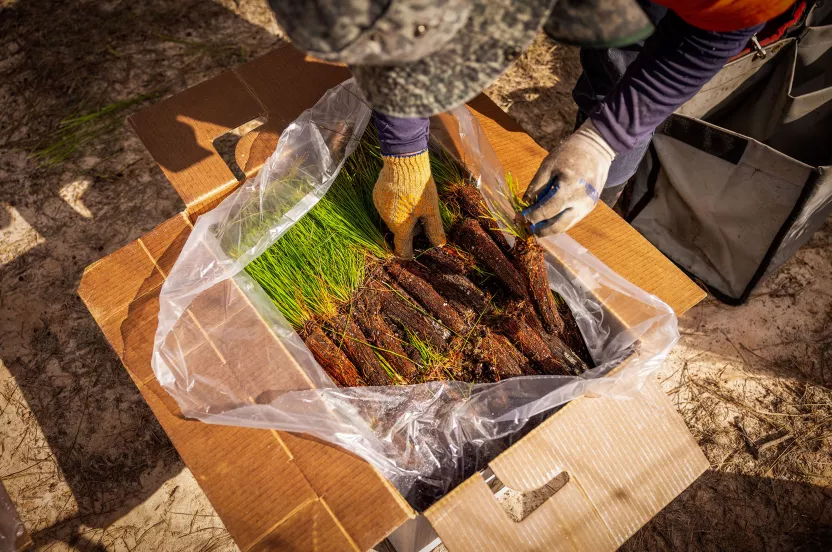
<box><xmin>373</xmin><ymin>151</ymin><xmax>446</xmax><ymax>259</ymax></box>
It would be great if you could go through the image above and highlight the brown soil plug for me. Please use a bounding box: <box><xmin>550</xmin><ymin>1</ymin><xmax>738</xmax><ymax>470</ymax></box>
<box><xmin>302</xmin><ymin>319</ymin><xmax>364</xmax><ymax>387</ymax></box>
<box><xmin>451</xmin><ymin>185</ymin><xmax>512</xmax><ymax>253</ymax></box>
<box><xmin>371</xmin><ymin>282</ymin><xmax>451</xmax><ymax>351</ymax></box>
<box><xmin>453</xmin><ymin>218</ymin><xmax>529</xmax><ymax>299</ymax></box>
<box><xmin>331</xmin><ymin>313</ymin><xmax>391</xmax><ymax>386</ymax></box>
<box><xmin>512</xmin><ymin>235</ymin><xmax>564</xmax><ymax>334</ymax></box>
<box><xmin>553</xmin><ymin>294</ymin><xmax>594</xmax><ymax>368</ymax></box>
<box><xmin>354</xmin><ymin>294</ymin><xmax>420</xmax><ymax>381</ymax></box>
<box><xmin>387</xmin><ymin>261</ymin><xmax>468</xmax><ymax>334</ymax></box>
<box><xmin>476</xmin><ymin>329</ymin><xmax>533</xmax><ymax>380</ymax></box>
<box><xmin>520</xmin><ymin>304</ymin><xmax>589</xmax><ymax>375</ymax></box>
<box><xmin>417</xmin><ymin>245</ymin><xmax>475</xmax><ymax>275</ymax></box>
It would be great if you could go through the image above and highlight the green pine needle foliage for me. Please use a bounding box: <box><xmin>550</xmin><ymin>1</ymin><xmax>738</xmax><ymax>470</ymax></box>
<box><xmin>242</xmin><ymin>128</ymin><xmax>468</xmax><ymax>329</ymax></box>
<box><xmin>33</xmin><ymin>93</ymin><xmax>159</xmax><ymax>165</ymax></box>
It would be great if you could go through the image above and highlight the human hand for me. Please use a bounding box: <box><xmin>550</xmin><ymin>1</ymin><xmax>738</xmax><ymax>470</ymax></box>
<box><xmin>373</xmin><ymin>151</ymin><xmax>446</xmax><ymax>259</ymax></box>
<box><xmin>522</xmin><ymin>120</ymin><xmax>616</xmax><ymax>236</ymax></box>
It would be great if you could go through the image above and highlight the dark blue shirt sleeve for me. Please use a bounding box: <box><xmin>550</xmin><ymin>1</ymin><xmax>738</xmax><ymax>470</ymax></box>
<box><xmin>590</xmin><ymin>11</ymin><xmax>763</xmax><ymax>153</ymax></box>
<box><xmin>373</xmin><ymin>111</ymin><xmax>430</xmax><ymax>156</ymax></box>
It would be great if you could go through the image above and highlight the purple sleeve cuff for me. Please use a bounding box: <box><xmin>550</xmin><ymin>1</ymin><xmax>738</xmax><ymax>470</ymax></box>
<box><xmin>590</xmin><ymin>12</ymin><xmax>763</xmax><ymax>153</ymax></box>
<box><xmin>373</xmin><ymin>111</ymin><xmax>430</xmax><ymax>156</ymax></box>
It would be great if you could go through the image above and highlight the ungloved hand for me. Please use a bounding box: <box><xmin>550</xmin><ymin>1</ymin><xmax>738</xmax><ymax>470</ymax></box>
<box><xmin>522</xmin><ymin>120</ymin><xmax>616</xmax><ymax>236</ymax></box>
<box><xmin>373</xmin><ymin>150</ymin><xmax>446</xmax><ymax>259</ymax></box>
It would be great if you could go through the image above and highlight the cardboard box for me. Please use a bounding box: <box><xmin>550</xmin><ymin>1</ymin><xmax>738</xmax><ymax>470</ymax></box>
<box><xmin>78</xmin><ymin>45</ymin><xmax>708</xmax><ymax>551</ymax></box>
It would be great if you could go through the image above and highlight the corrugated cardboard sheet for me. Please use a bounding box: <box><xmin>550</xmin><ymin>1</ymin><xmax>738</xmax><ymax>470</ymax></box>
<box><xmin>426</xmin><ymin>380</ymin><xmax>708</xmax><ymax>551</ymax></box>
<box><xmin>78</xmin><ymin>45</ymin><xmax>707</xmax><ymax>551</ymax></box>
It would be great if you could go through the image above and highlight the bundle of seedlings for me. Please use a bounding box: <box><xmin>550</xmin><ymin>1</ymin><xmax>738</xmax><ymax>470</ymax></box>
<box><xmin>242</xmin><ymin>128</ymin><xmax>594</xmax><ymax>389</ymax></box>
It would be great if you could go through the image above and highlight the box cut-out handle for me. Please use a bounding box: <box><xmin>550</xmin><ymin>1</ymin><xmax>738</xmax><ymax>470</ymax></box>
<box><xmin>212</xmin><ymin>116</ymin><xmax>268</xmax><ymax>182</ymax></box>
<box><xmin>426</xmin><ymin>467</ymin><xmax>616</xmax><ymax>551</ymax></box>
<box><xmin>489</xmin><ymin>471</ymin><xmax>570</xmax><ymax>524</ymax></box>
<box><xmin>425</xmin><ymin>380</ymin><xmax>709</xmax><ymax>551</ymax></box>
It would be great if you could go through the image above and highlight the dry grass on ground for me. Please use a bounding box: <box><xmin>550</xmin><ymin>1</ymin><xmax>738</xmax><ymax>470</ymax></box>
<box><xmin>1</xmin><ymin>2</ymin><xmax>830</xmax><ymax>550</ymax></box>
<box><xmin>1</xmin><ymin>0</ymin><xmax>283</xmax><ymax>549</ymax></box>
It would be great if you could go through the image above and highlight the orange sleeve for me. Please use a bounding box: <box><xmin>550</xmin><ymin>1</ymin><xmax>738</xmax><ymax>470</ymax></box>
<box><xmin>653</xmin><ymin>0</ymin><xmax>795</xmax><ymax>31</ymax></box>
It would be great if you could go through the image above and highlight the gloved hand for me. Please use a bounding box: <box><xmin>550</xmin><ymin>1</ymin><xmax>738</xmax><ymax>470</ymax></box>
<box><xmin>522</xmin><ymin>120</ymin><xmax>616</xmax><ymax>236</ymax></box>
<box><xmin>373</xmin><ymin>150</ymin><xmax>446</xmax><ymax>259</ymax></box>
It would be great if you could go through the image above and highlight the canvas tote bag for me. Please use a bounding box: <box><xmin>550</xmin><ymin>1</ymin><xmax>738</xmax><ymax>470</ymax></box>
<box><xmin>626</xmin><ymin>2</ymin><xmax>831</xmax><ymax>303</ymax></box>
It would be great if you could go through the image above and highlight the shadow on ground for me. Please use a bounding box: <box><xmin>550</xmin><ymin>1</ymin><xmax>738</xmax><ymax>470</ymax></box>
<box><xmin>623</xmin><ymin>469</ymin><xmax>832</xmax><ymax>551</ymax></box>
<box><xmin>0</xmin><ymin>0</ymin><xmax>282</xmax><ymax>547</ymax></box>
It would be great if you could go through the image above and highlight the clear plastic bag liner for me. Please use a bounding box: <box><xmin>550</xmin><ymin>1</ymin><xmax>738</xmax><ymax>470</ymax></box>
<box><xmin>152</xmin><ymin>80</ymin><xmax>679</xmax><ymax>510</ymax></box>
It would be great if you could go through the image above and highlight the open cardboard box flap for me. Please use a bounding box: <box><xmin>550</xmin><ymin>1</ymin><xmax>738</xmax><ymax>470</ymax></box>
<box><xmin>79</xmin><ymin>45</ymin><xmax>707</xmax><ymax>551</ymax></box>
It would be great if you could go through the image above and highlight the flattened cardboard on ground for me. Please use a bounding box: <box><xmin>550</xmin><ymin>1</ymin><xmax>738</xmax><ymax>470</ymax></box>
<box><xmin>78</xmin><ymin>45</ymin><xmax>708</xmax><ymax>551</ymax></box>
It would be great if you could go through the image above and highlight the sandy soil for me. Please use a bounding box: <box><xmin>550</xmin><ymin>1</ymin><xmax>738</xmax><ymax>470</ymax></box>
<box><xmin>625</xmin><ymin>222</ymin><xmax>832</xmax><ymax>551</ymax></box>
<box><xmin>1</xmin><ymin>0</ymin><xmax>283</xmax><ymax>549</ymax></box>
<box><xmin>0</xmin><ymin>1</ymin><xmax>829</xmax><ymax>551</ymax></box>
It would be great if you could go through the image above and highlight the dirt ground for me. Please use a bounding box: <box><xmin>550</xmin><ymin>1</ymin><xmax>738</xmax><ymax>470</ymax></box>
<box><xmin>0</xmin><ymin>1</ymin><xmax>829</xmax><ymax>551</ymax></box>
